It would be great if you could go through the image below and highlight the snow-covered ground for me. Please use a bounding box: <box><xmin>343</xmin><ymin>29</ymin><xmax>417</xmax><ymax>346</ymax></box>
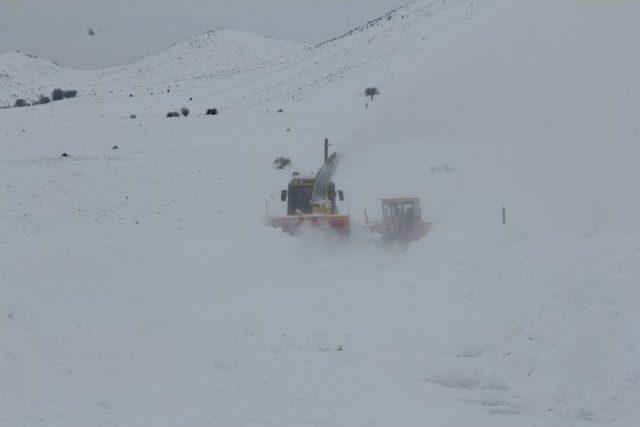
<box><xmin>2</xmin><ymin>0</ymin><xmax>640</xmax><ymax>425</ymax></box>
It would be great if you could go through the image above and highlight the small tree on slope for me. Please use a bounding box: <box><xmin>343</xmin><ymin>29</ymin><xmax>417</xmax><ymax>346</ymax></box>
<box><xmin>365</xmin><ymin>87</ymin><xmax>380</xmax><ymax>100</ymax></box>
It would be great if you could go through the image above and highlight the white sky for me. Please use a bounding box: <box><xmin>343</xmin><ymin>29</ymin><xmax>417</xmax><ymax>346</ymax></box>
<box><xmin>0</xmin><ymin>0</ymin><xmax>406</xmax><ymax>69</ymax></box>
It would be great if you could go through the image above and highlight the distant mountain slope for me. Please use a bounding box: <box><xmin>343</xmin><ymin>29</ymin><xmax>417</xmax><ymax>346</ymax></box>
<box><xmin>95</xmin><ymin>29</ymin><xmax>308</xmax><ymax>85</ymax></box>
<box><xmin>0</xmin><ymin>0</ymin><xmax>406</xmax><ymax>69</ymax></box>
<box><xmin>0</xmin><ymin>0</ymin><xmax>475</xmax><ymax>108</ymax></box>
<box><xmin>0</xmin><ymin>29</ymin><xmax>307</xmax><ymax>106</ymax></box>
<box><xmin>225</xmin><ymin>0</ymin><xmax>477</xmax><ymax>109</ymax></box>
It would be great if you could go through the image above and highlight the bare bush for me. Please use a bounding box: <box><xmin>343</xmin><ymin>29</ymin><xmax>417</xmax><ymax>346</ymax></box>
<box><xmin>274</xmin><ymin>156</ymin><xmax>291</xmax><ymax>169</ymax></box>
<box><xmin>51</xmin><ymin>88</ymin><xmax>64</xmax><ymax>101</ymax></box>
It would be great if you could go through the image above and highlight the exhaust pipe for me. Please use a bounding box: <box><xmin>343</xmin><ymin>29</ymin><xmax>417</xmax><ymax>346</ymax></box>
<box><xmin>324</xmin><ymin>138</ymin><xmax>329</xmax><ymax>164</ymax></box>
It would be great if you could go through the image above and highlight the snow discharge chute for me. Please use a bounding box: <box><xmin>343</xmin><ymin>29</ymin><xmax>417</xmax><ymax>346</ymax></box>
<box><xmin>312</xmin><ymin>152</ymin><xmax>338</xmax><ymax>205</ymax></box>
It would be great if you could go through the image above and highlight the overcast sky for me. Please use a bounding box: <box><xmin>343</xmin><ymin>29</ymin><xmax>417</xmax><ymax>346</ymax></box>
<box><xmin>0</xmin><ymin>0</ymin><xmax>406</xmax><ymax>69</ymax></box>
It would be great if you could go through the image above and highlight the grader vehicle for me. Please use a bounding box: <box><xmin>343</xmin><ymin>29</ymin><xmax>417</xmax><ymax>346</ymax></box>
<box><xmin>364</xmin><ymin>198</ymin><xmax>430</xmax><ymax>243</ymax></box>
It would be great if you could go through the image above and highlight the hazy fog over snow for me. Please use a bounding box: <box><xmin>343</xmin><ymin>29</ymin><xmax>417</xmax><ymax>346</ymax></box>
<box><xmin>0</xmin><ymin>0</ymin><xmax>405</xmax><ymax>69</ymax></box>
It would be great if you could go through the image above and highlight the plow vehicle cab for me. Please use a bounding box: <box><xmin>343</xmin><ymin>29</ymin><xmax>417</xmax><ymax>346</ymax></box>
<box><xmin>282</xmin><ymin>172</ymin><xmax>343</xmax><ymax>216</ymax></box>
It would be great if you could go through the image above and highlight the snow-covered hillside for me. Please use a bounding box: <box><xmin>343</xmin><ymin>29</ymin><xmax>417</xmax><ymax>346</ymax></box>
<box><xmin>2</xmin><ymin>0</ymin><xmax>640</xmax><ymax>426</ymax></box>
<box><xmin>0</xmin><ymin>0</ymin><xmax>475</xmax><ymax>109</ymax></box>
<box><xmin>0</xmin><ymin>29</ymin><xmax>306</xmax><ymax>108</ymax></box>
<box><xmin>0</xmin><ymin>0</ymin><xmax>406</xmax><ymax>69</ymax></box>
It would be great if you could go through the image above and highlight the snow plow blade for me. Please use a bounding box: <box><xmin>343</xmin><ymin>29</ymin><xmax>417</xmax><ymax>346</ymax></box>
<box><xmin>269</xmin><ymin>214</ymin><xmax>350</xmax><ymax>235</ymax></box>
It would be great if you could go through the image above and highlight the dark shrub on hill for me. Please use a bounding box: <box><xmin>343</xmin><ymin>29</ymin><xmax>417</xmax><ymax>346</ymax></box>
<box><xmin>14</xmin><ymin>99</ymin><xmax>29</xmax><ymax>107</ymax></box>
<box><xmin>64</xmin><ymin>90</ymin><xmax>78</xmax><ymax>98</ymax></box>
<box><xmin>38</xmin><ymin>95</ymin><xmax>51</xmax><ymax>104</ymax></box>
<box><xmin>166</xmin><ymin>111</ymin><xmax>180</xmax><ymax>118</ymax></box>
<box><xmin>206</xmin><ymin>108</ymin><xmax>218</xmax><ymax>116</ymax></box>
<box><xmin>180</xmin><ymin>107</ymin><xmax>190</xmax><ymax>117</ymax></box>
<box><xmin>274</xmin><ymin>156</ymin><xmax>291</xmax><ymax>169</ymax></box>
<box><xmin>51</xmin><ymin>89</ymin><xmax>64</xmax><ymax>101</ymax></box>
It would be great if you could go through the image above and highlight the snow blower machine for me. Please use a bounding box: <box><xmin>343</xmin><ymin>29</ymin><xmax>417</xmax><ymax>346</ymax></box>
<box><xmin>267</xmin><ymin>139</ymin><xmax>350</xmax><ymax>235</ymax></box>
